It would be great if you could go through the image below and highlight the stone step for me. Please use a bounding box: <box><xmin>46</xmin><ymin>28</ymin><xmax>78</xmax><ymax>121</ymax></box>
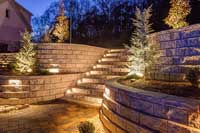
<box><xmin>94</xmin><ymin>68</ymin><xmax>129</xmax><ymax>73</ymax></box>
<box><xmin>104</xmin><ymin>53</ymin><xmax>129</xmax><ymax>58</ymax></box>
<box><xmin>80</xmin><ymin>78</ymin><xmax>105</xmax><ymax>84</ymax></box>
<box><xmin>88</xmin><ymin>75</ymin><xmax>121</xmax><ymax>80</ymax></box>
<box><xmin>62</xmin><ymin>93</ymin><xmax>103</xmax><ymax>107</ymax></box>
<box><xmin>100</xmin><ymin>57</ymin><xmax>127</xmax><ymax>62</ymax></box>
<box><xmin>78</xmin><ymin>75</ymin><xmax>120</xmax><ymax>84</ymax></box>
<box><xmin>70</xmin><ymin>87</ymin><xmax>104</xmax><ymax>97</ymax></box>
<box><xmin>98</xmin><ymin>61</ymin><xmax>129</xmax><ymax>66</ymax></box>
<box><xmin>108</xmin><ymin>49</ymin><xmax>126</xmax><ymax>53</ymax></box>
<box><xmin>0</xmin><ymin>92</ymin><xmax>29</xmax><ymax>99</ymax></box>
<box><xmin>95</xmin><ymin>64</ymin><xmax>126</xmax><ymax>69</ymax></box>
<box><xmin>78</xmin><ymin>83</ymin><xmax>105</xmax><ymax>90</ymax></box>
<box><xmin>89</xmin><ymin>70</ymin><xmax>128</xmax><ymax>76</ymax></box>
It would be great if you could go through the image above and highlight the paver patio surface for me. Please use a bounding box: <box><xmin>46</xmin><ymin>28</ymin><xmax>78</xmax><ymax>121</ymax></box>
<box><xmin>0</xmin><ymin>100</ymin><xmax>104</xmax><ymax>133</ymax></box>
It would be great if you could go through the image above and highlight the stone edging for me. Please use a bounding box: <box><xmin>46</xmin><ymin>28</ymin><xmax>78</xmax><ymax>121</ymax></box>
<box><xmin>100</xmin><ymin>79</ymin><xmax>200</xmax><ymax>133</ymax></box>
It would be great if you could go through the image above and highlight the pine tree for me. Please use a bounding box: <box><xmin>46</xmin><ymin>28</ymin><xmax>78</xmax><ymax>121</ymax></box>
<box><xmin>50</xmin><ymin>0</ymin><xmax>69</xmax><ymax>43</ymax></box>
<box><xmin>125</xmin><ymin>6</ymin><xmax>159</xmax><ymax>77</ymax></box>
<box><xmin>164</xmin><ymin>0</ymin><xmax>191</xmax><ymax>29</ymax></box>
<box><xmin>14</xmin><ymin>30</ymin><xmax>36</xmax><ymax>74</ymax></box>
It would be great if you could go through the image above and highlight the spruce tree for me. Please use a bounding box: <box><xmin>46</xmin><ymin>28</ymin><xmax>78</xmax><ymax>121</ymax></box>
<box><xmin>164</xmin><ymin>0</ymin><xmax>191</xmax><ymax>29</ymax></box>
<box><xmin>125</xmin><ymin>6</ymin><xmax>159</xmax><ymax>77</ymax></box>
<box><xmin>50</xmin><ymin>0</ymin><xmax>69</xmax><ymax>43</ymax></box>
<box><xmin>14</xmin><ymin>30</ymin><xmax>36</xmax><ymax>74</ymax></box>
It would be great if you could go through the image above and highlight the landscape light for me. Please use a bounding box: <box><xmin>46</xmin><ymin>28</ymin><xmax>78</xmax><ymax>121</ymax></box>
<box><xmin>9</xmin><ymin>80</ymin><xmax>22</xmax><ymax>89</ymax></box>
<box><xmin>49</xmin><ymin>68</ymin><xmax>60</xmax><ymax>73</ymax></box>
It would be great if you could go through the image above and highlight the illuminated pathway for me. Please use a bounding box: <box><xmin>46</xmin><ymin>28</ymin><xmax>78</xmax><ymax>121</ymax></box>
<box><xmin>0</xmin><ymin>100</ymin><xmax>104</xmax><ymax>133</ymax></box>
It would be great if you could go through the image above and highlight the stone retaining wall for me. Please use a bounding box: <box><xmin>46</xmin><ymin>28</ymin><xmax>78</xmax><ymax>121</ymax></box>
<box><xmin>148</xmin><ymin>24</ymin><xmax>200</xmax><ymax>81</ymax></box>
<box><xmin>0</xmin><ymin>53</ymin><xmax>16</xmax><ymax>69</ymax></box>
<box><xmin>0</xmin><ymin>74</ymin><xmax>83</xmax><ymax>105</ymax></box>
<box><xmin>37</xmin><ymin>43</ymin><xmax>107</xmax><ymax>73</ymax></box>
<box><xmin>100</xmin><ymin>79</ymin><xmax>200</xmax><ymax>133</ymax></box>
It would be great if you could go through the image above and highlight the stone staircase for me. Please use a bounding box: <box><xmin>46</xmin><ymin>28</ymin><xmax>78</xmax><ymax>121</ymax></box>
<box><xmin>62</xmin><ymin>49</ymin><xmax>129</xmax><ymax>106</ymax></box>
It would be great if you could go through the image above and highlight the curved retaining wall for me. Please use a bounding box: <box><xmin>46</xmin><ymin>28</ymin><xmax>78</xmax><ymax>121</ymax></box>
<box><xmin>100</xmin><ymin>79</ymin><xmax>200</xmax><ymax>133</ymax></box>
<box><xmin>37</xmin><ymin>43</ymin><xmax>107</xmax><ymax>73</ymax></box>
<box><xmin>0</xmin><ymin>74</ymin><xmax>83</xmax><ymax>105</ymax></box>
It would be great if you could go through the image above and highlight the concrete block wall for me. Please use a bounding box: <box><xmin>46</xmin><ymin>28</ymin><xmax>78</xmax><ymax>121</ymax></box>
<box><xmin>0</xmin><ymin>53</ymin><xmax>16</xmax><ymax>69</ymax></box>
<box><xmin>100</xmin><ymin>79</ymin><xmax>200</xmax><ymax>133</ymax></box>
<box><xmin>148</xmin><ymin>24</ymin><xmax>200</xmax><ymax>81</ymax></box>
<box><xmin>0</xmin><ymin>74</ymin><xmax>83</xmax><ymax>105</ymax></box>
<box><xmin>37</xmin><ymin>43</ymin><xmax>107</xmax><ymax>73</ymax></box>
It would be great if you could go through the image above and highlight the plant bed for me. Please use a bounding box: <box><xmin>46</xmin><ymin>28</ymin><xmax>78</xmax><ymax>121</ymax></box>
<box><xmin>100</xmin><ymin>78</ymin><xmax>200</xmax><ymax>133</ymax></box>
<box><xmin>119</xmin><ymin>79</ymin><xmax>200</xmax><ymax>100</ymax></box>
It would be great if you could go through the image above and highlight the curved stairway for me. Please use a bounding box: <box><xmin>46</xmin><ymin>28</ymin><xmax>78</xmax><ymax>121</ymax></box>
<box><xmin>62</xmin><ymin>49</ymin><xmax>129</xmax><ymax>106</ymax></box>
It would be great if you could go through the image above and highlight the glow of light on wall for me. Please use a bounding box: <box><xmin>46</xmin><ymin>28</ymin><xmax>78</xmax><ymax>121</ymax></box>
<box><xmin>93</xmin><ymin>66</ymin><xmax>97</xmax><ymax>69</ymax></box>
<box><xmin>136</xmin><ymin>72</ymin><xmax>144</xmax><ymax>78</ymax></box>
<box><xmin>105</xmin><ymin>87</ymin><xmax>110</xmax><ymax>97</ymax></box>
<box><xmin>49</xmin><ymin>68</ymin><xmax>59</xmax><ymax>74</ymax></box>
<box><xmin>66</xmin><ymin>89</ymin><xmax>72</xmax><ymax>94</ymax></box>
<box><xmin>9</xmin><ymin>80</ymin><xmax>22</xmax><ymax>89</ymax></box>
<box><xmin>77</xmin><ymin>80</ymin><xmax>82</xmax><ymax>84</ymax></box>
<box><xmin>86</xmin><ymin>72</ymin><xmax>90</xmax><ymax>76</ymax></box>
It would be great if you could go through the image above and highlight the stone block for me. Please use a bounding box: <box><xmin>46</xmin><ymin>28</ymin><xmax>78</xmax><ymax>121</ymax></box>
<box><xmin>140</xmin><ymin>113</ymin><xmax>168</xmax><ymax>132</ymax></box>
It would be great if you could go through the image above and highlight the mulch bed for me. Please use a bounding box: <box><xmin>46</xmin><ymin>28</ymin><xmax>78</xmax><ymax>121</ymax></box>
<box><xmin>119</xmin><ymin>79</ymin><xmax>200</xmax><ymax>100</ymax></box>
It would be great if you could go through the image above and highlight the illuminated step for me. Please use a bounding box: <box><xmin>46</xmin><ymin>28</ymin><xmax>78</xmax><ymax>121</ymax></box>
<box><xmin>104</xmin><ymin>53</ymin><xmax>129</xmax><ymax>58</ymax></box>
<box><xmin>98</xmin><ymin>61</ymin><xmax>129</xmax><ymax>65</ymax></box>
<box><xmin>80</xmin><ymin>78</ymin><xmax>105</xmax><ymax>84</ymax></box>
<box><xmin>96</xmin><ymin>64</ymin><xmax>127</xmax><ymax>69</ymax></box>
<box><xmin>89</xmin><ymin>70</ymin><xmax>128</xmax><ymax>76</ymax></box>
<box><xmin>108</xmin><ymin>49</ymin><xmax>126</xmax><ymax>53</ymax></box>
<box><xmin>94</xmin><ymin>68</ymin><xmax>129</xmax><ymax>73</ymax></box>
<box><xmin>88</xmin><ymin>75</ymin><xmax>121</xmax><ymax>80</ymax></box>
<box><xmin>78</xmin><ymin>83</ymin><xmax>105</xmax><ymax>90</ymax></box>
<box><xmin>101</xmin><ymin>58</ymin><xmax>127</xmax><ymax>62</ymax></box>
<box><xmin>70</xmin><ymin>87</ymin><xmax>104</xmax><ymax>97</ymax></box>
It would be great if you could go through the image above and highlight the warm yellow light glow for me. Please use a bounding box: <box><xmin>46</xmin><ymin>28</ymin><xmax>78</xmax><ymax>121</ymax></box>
<box><xmin>86</xmin><ymin>72</ymin><xmax>90</xmax><ymax>76</ymax></box>
<box><xmin>66</xmin><ymin>89</ymin><xmax>72</xmax><ymax>94</ymax></box>
<box><xmin>9</xmin><ymin>80</ymin><xmax>22</xmax><ymax>89</ymax></box>
<box><xmin>77</xmin><ymin>80</ymin><xmax>82</xmax><ymax>84</ymax></box>
<box><xmin>49</xmin><ymin>68</ymin><xmax>59</xmax><ymax>73</ymax></box>
<box><xmin>27</xmin><ymin>69</ymin><xmax>32</xmax><ymax>73</ymax></box>
<box><xmin>51</xmin><ymin>64</ymin><xmax>59</xmax><ymax>67</ymax></box>
<box><xmin>93</xmin><ymin>66</ymin><xmax>97</xmax><ymax>69</ymax></box>
<box><xmin>136</xmin><ymin>72</ymin><xmax>144</xmax><ymax>78</ymax></box>
<box><xmin>105</xmin><ymin>87</ymin><xmax>110</xmax><ymax>97</ymax></box>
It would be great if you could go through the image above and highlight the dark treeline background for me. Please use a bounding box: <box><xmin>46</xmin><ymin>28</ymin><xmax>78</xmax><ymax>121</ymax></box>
<box><xmin>32</xmin><ymin>0</ymin><xmax>200</xmax><ymax>48</ymax></box>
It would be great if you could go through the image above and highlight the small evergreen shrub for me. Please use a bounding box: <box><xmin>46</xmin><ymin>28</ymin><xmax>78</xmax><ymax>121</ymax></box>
<box><xmin>13</xmin><ymin>30</ymin><xmax>36</xmax><ymax>74</ymax></box>
<box><xmin>78</xmin><ymin>121</ymin><xmax>95</xmax><ymax>133</ymax></box>
<box><xmin>125</xmin><ymin>5</ymin><xmax>159</xmax><ymax>79</ymax></box>
<box><xmin>186</xmin><ymin>67</ymin><xmax>200</xmax><ymax>88</ymax></box>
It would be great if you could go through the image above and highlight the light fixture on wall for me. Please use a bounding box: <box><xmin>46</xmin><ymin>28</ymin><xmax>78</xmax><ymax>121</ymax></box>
<box><xmin>105</xmin><ymin>87</ymin><xmax>110</xmax><ymax>97</ymax></box>
<box><xmin>48</xmin><ymin>68</ymin><xmax>60</xmax><ymax>74</ymax></box>
<box><xmin>49</xmin><ymin>64</ymin><xmax>60</xmax><ymax>74</ymax></box>
<box><xmin>9</xmin><ymin>80</ymin><xmax>22</xmax><ymax>89</ymax></box>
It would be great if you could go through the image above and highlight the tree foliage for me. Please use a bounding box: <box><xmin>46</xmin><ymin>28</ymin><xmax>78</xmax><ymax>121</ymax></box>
<box><xmin>31</xmin><ymin>0</ymin><xmax>154</xmax><ymax>44</ymax></box>
<box><xmin>125</xmin><ymin>6</ymin><xmax>159</xmax><ymax>77</ymax></box>
<box><xmin>13</xmin><ymin>31</ymin><xmax>36</xmax><ymax>74</ymax></box>
<box><xmin>164</xmin><ymin>0</ymin><xmax>191</xmax><ymax>29</ymax></box>
<box><xmin>50</xmin><ymin>15</ymin><xmax>69</xmax><ymax>43</ymax></box>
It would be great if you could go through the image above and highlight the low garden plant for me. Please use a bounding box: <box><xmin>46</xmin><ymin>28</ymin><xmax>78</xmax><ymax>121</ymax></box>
<box><xmin>186</xmin><ymin>67</ymin><xmax>200</xmax><ymax>88</ymax></box>
<box><xmin>78</xmin><ymin>121</ymin><xmax>95</xmax><ymax>133</ymax></box>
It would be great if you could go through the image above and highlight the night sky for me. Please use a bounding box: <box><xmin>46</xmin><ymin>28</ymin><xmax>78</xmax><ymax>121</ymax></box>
<box><xmin>16</xmin><ymin>0</ymin><xmax>57</xmax><ymax>16</ymax></box>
